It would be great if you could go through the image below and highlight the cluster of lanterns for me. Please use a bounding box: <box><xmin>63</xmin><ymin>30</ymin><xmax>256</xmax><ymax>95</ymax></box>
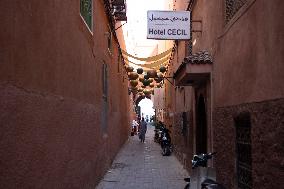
<box><xmin>126</xmin><ymin>66</ymin><xmax>167</xmax><ymax>98</ymax></box>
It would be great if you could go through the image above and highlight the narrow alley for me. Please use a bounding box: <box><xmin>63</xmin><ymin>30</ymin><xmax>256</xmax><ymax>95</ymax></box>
<box><xmin>96</xmin><ymin>123</ymin><xmax>189</xmax><ymax>189</ymax></box>
<box><xmin>0</xmin><ymin>0</ymin><xmax>283</xmax><ymax>189</ymax></box>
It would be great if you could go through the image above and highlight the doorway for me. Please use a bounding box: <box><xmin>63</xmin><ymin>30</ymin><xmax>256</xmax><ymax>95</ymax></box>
<box><xmin>196</xmin><ymin>94</ymin><xmax>207</xmax><ymax>154</ymax></box>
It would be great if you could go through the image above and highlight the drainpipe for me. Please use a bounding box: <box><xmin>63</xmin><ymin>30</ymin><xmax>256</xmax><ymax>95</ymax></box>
<box><xmin>210</xmin><ymin>71</ymin><xmax>214</xmax><ymax>167</ymax></box>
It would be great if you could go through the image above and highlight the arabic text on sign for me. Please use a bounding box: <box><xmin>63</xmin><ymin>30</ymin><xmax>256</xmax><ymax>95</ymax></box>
<box><xmin>148</xmin><ymin>14</ymin><xmax>189</xmax><ymax>22</ymax></box>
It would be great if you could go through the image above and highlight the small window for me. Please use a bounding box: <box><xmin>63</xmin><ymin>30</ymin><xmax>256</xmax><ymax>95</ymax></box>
<box><xmin>80</xmin><ymin>0</ymin><xmax>93</xmax><ymax>31</ymax></box>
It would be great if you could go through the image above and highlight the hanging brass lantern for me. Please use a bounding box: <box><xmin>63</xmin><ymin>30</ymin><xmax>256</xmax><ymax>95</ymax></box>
<box><xmin>128</xmin><ymin>72</ymin><xmax>139</xmax><ymax>80</ymax></box>
<box><xmin>157</xmin><ymin>72</ymin><xmax>164</xmax><ymax>78</ymax></box>
<box><xmin>143</xmin><ymin>89</ymin><xmax>151</xmax><ymax>95</ymax></box>
<box><xmin>137</xmin><ymin>68</ymin><xmax>144</xmax><ymax>74</ymax></box>
<box><xmin>139</xmin><ymin>76</ymin><xmax>145</xmax><ymax>82</ymax></box>
<box><xmin>143</xmin><ymin>79</ymin><xmax>150</xmax><ymax>86</ymax></box>
<box><xmin>144</xmin><ymin>74</ymin><xmax>150</xmax><ymax>80</ymax></box>
<box><xmin>130</xmin><ymin>86</ymin><xmax>138</xmax><ymax>91</ymax></box>
<box><xmin>126</xmin><ymin>66</ymin><xmax>134</xmax><ymax>72</ymax></box>
<box><xmin>130</xmin><ymin>80</ymin><xmax>139</xmax><ymax>87</ymax></box>
<box><xmin>132</xmin><ymin>90</ymin><xmax>138</xmax><ymax>95</ymax></box>
<box><xmin>154</xmin><ymin>77</ymin><xmax>163</xmax><ymax>83</ymax></box>
<box><xmin>147</xmin><ymin>70</ymin><xmax>157</xmax><ymax>78</ymax></box>
<box><xmin>159</xmin><ymin>66</ymin><xmax>167</xmax><ymax>73</ymax></box>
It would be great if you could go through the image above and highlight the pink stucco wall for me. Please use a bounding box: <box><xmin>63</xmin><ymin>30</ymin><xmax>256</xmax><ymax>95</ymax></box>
<box><xmin>213</xmin><ymin>0</ymin><xmax>284</xmax><ymax>107</ymax></box>
<box><xmin>0</xmin><ymin>0</ymin><xmax>130</xmax><ymax>188</ymax></box>
<box><xmin>169</xmin><ymin>0</ymin><xmax>284</xmax><ymax>188</ymax></box>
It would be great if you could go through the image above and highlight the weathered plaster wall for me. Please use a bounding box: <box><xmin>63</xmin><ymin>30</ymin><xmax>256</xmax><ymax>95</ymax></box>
<box><xmin>171</xmin><ymin>1</ymin><xmax>284</xmax><ymax>189</ymax></box>
<box><xmin>0</xmin><ymin>0</ymin><xmax>130</xmax><ymax>188</ymax></box>
<box><xmin>214</xmin><ymin>0</ymin><xmax>284</xmax><ymax>107</ymax></box>
<box><xmin>213</xmin><ymin>98</ymin><xmax>284</xmax><ymax>189</ymax></box>
<box><xmin>172</xmin><ymin>111</ymin><xmax>194</xmax><ymax>173</ymax></box>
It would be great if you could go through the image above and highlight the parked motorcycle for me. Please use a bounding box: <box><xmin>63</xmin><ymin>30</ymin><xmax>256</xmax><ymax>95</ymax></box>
<box><xmin>184</xmin><ymin>152</ymin><xmax>226</xmax><ymax>189</ymax></box>
<box><xmin>192</xmin><ymin>152</ymin><xmax>216</xmax><ymax>169</ymax></box>
<box><xmin>154</xmin><ymin>129</ymin><xmax>160</xmax><ymax>143</ymax></box>
<box><xmin>160</xmin><ymin>126</ymin><xmax>172</xmax><ymax>156</ymax></box>
<box><xmin>154</xmin><ymin>121</ymin><xmax>164</xmax><ymax>143</ymax></box>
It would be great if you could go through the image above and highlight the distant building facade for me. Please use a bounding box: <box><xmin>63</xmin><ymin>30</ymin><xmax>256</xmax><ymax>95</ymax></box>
<box><xmin>166</xmin><ymin>0</ymin><xmax>284</xmax><ymax>188</ymax></box>
<box><xmin>0</xmin><ymin>0</ymin><xmax>130</xmax><ymax>188</ymax></box>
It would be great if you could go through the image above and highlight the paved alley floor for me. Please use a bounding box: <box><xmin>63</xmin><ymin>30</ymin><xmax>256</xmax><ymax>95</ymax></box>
<box><xmin>96</xmin><ymin>123</ymin><xmax>189</xmax><ymax>189</ymax></box>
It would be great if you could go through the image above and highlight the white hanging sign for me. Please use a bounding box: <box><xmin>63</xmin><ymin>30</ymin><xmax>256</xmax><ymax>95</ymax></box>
<box><xmin>147</xmin><ymin>10</ymin><xmax>191</xmax><ymax>40</ymax></box>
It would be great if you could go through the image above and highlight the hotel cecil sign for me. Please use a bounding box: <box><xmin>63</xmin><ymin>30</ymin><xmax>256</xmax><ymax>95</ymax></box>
<box><xmin>147</xmin><ymin>10</ymin><xmax>190</xmax><ymax>40</ymax></box>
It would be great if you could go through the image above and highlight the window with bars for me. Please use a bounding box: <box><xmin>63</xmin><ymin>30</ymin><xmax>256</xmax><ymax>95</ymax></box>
<box><xmin>234</xmin><ymin>112</ymin><xmax>253</xmax><ymax>189</ymax></box>
<box><xmin>80</xmin><ymin>0</ymin><xmax>93</xmax><ymax>31</ymax></box>
<box><xmin>225</xmin><ymin>0</ymin><xmax>247</xmax><ymax>23</ymax></box>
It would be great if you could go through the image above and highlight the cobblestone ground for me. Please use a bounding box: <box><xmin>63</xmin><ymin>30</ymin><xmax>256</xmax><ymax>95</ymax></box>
<box><xmin>96</xmin><ymin>123</ymin><xmax>189</xmax><ymax>189</ymax></box>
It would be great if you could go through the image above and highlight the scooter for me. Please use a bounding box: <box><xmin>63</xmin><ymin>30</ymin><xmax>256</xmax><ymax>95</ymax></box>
<box><xmin>184</xmin><ymin>152</ymin><xmax>226</xmax><ymax>189</ymax></box>
<box><xmin>154</xmin><ymin>129</ymin><xmax>160</xmax><ymax>143</ymax></box>
<box><xmin>160</xmin><ymin>127</ymin><xmax>172</xmax><ymax>156</ymax></box>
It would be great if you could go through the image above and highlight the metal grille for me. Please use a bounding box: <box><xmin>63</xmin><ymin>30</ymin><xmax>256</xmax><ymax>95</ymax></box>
<box><xmin>80</xmin><ymin>0</ymin><xmax>92</xmax><ymax>30</ymax></box>
<box><xmin>225</xmin><ymin>0</ymin><xmax>247</xmax><ymax>23</ymax></box>
<box><xmin>235</xmin><ymin>112</ymin><xmax>252</xmax><ymax>189</ymax></box>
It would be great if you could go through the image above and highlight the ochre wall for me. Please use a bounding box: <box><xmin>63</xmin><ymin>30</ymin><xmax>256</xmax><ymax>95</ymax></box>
<box><xmin>207</xmin><ymin>0</ymin><xmax>284</xmax><ymax>188</ymax></box>
<box><xmin>170</xmin><ymin>0</ymin><xmax>284</xmax><ymax>188</ymax></box>
<box><xmin>213</xmin><ymin>99</ymin><xmax>284</xmax><ymax>189</ymax></box>
<box><xmin>214</xmin><ymin>0</ymin><xmax>284</xmax><ymax>107</ymax></box>
<box><xmin>0</xmin><ymin>0</ymin><xmax>130</xmax><ymax>188</ymax></box>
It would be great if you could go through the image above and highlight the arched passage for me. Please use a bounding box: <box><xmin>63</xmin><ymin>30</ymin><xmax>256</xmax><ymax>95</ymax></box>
<box><xmin>135</xmin><ymin>95</ymin><xmax>151</xmax><ymax>107</ymax></box>
<box><xmin>135</xmin><ymin>97</ymin><xmax>154</xmax><ymax>122</ymax></box>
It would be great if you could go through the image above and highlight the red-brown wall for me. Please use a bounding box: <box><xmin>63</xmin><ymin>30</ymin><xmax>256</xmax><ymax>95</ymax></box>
<box><xmin>0</xmin><ymin>0</ymin><xmax>130</xmax><ymax>188</ymax></box>
<box><xmin>214</xmin><ymin>0</ymin><xmax>284</xmax><ymax>107</ymax></box>
<box><xmin>212</xmin><ymin>1</ymin><xmax>284</xmax><ymax>188</ymax></box>
<box><xmin>168</xmin><ymin>0</ymin><xmax>284</xmax><ymax>188</ymax></box>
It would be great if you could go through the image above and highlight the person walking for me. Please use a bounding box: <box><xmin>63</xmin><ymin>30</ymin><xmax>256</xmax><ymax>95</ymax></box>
<box><xmin>139</xmin><ymin>118</ymin><xmax>147</xmax><ymax>143</ymax></box>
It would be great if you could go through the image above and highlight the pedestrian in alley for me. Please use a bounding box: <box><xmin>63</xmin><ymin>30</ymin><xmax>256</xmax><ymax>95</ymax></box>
<box><xmin>139</xmin><ymin>117</ymin><xmax>147</xmax><ymax>143</ymax></box>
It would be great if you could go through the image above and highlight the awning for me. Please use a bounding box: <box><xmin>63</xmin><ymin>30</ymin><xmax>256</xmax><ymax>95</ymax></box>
<box><xmin>174</xmin><ymin>50</ymin><xmax>213</xmax><ymax>86</ymax></box>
